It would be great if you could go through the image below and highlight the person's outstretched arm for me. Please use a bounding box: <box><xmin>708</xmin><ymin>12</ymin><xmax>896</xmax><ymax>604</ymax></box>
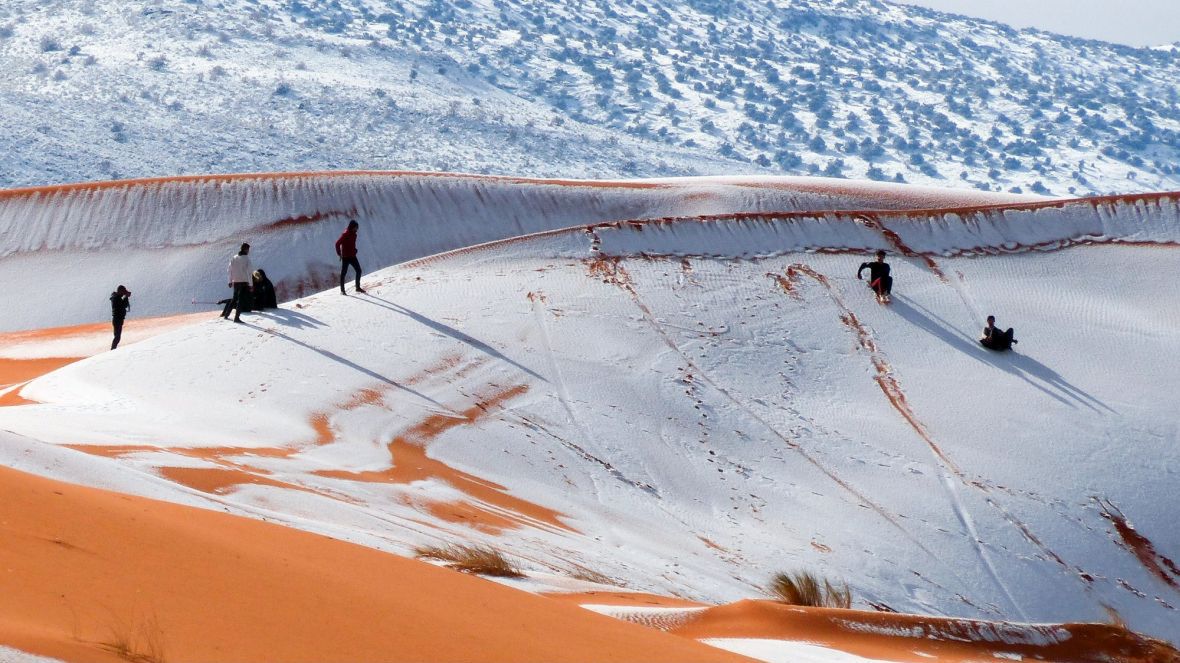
<box><xmin>856</xmin><ymin>262</ymin><xmax>869</xmax><ymax>279</ymax></box>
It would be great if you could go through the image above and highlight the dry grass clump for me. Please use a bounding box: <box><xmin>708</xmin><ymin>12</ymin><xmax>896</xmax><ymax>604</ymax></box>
<box><xmin>567</xmin><ymin>564</ymin><xmax>618</xmax><ymax>586</ymax></box>
<box><xmin>100</xmin><ymin>613</ymin><xmax>167</xmax><ymax>663</ymax></box>
<box><xmin>414</xmin><ymin>543</ymin><xmax>524</xmax><ymax>577</ymax></box>
<box><xmin>768</xmin><ymin>570</ymin><xmax>852</xmax><ymax>609</ymax></box>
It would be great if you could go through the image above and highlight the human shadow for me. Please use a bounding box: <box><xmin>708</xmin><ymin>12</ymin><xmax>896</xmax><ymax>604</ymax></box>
<box><xmin>249</xmin><ymin>307</ymin><xmax>325</xmax><ymax>330</ymax></box>
<box><xmin>239</xmin><ymin>320</ymin><xmax>452</xmax><ymax>411</ymax></box>
<box><xmin>355</xmin><ymin>293</ymin><xmax>548</xmax><ymax>383</ymax></box>
<box><xmin>1007</xmin><ymin>352</ymin><xmax>1115</xmax><ymax>414</ymax></box>
<box><xmin>889</xmin><ymin>296</ymin><xmax>1115</xmax><ymax>414</ymax></box>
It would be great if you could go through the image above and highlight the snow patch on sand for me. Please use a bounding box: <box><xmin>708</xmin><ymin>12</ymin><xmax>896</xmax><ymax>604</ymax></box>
<box><xmin>701</xmin><ymin>639</ymin><xmax>887</xmax><ymax>663</ymax></box>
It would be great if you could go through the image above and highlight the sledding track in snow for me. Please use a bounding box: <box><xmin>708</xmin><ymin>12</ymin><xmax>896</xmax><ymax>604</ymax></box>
<box><xmin>1</xmin><ymin>176</ymin><xmax>1179</xmax><ymax>651</ymax></box>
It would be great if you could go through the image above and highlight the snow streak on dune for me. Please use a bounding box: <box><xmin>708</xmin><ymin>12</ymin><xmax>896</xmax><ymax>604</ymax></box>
<box><xmin>0</xmin><ymin>172</ymin><xmax>1036</xmax><ymax>331</ymax></box>
<box><xmin>2</xmin><ymin>179</ymin><xmax>1179</xmax><ymax>654</ymax></box>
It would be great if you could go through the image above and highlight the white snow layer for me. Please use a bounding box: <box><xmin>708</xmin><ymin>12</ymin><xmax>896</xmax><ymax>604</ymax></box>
<box><xmin>701</xmin><ymin>639</ymin><xmax>887</xmax><ymax>663</ymax></box>
<box><xmin>0</xmin><ymin>647</ymin><xmax>63</xmax><ymax>663</ymax></box>
<box><xmin>0</xmin><ymin>178</ymin><xmax>1177</xmax><ymax>646</ymax></box>
<box><xmin>0</xmin><ymin>173</ymin><xmax>1035</xmax><ymax>331</ymax></box>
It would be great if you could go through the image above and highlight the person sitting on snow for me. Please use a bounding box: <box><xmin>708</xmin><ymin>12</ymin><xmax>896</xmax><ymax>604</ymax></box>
<box><xmin>252</xmin><ymin>269</ymin><xmax>278</xmax><ymax>310</ymax></box>
<box><xmin>980</xmin><ymin>315</ymin><xmax>1017</xmax><ymax>351</ymax></box>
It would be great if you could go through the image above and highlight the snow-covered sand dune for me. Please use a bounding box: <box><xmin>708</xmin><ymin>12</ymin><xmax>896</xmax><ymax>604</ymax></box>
<box><xmin>0</xmin><ymin>172</ymin><xmax>1037</xmax><ymax>331</ymax></box>
<box><xmin>1</xmin><ymin>178</ymin><xmax>1178</xmax><ymax>657</ymax></box>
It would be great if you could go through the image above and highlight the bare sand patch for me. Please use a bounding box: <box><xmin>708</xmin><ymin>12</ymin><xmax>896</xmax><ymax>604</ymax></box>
<box><xmin>0</xmin><ymin>464</ymin><xmax>744</xmax><ymax>663</ymax></box>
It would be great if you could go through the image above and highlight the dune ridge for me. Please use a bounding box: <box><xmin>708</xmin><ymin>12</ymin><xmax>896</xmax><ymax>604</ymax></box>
<box><xmin>0</xmin><ymin>173</ymin><xmax>1035</xmax><ymax>331</ymax></box>
<box><xmin>3</xmin><ymin>176</ymin><xmax>1179</xmax><ymax>660</ymax></box>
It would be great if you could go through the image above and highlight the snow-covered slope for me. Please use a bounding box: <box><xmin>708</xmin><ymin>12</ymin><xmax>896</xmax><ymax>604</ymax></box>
<box><xmin>2</xmin><ymin>0</ymin><xmax>1180</xmax><ymax>195</ymax></box>
<box><xmin>2</xmin><ymin>188</ymin><xmax>1177</xmax><ymax>645</ymax></box>
<box><xmin>0</xmin><ymin>172</ymin><xmax>1037</xmax><ymax>331</ymax></box>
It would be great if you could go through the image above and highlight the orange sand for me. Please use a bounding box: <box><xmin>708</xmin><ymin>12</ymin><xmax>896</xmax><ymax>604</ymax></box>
<box><xmin>0</xmin><ymin>356</ymin><xmax>79</xmax><ymax>406</ymax></box>
<box><xmin>156</xmin><ymin>465</ymin><xmax>309</xmax><ymax>495</ymax></box>
<box><xmin>548</xmin><ymin>591</ymin><xmax>709</xmax><ymax>609</ymax></box>
<box><xmin>0</xmin><ymin>464</ymin><xmax>746</xmax><ymax>663</ymax></box>
<box><xmin>0</xmin><ymin>357</ymin><xmax>81</xmax><ymax>387</ymax></box>
<box><xmin>315</xmin><ymin>384</ymin><xmax>575</xmax><ymax>534</ymax></box>
<box><xmin>61</xmin><ymin>381</ymin><xmax>570</xmax><ymax>535</ymax></box>
<box><xmin>672</xmin><ymin>600</ymin><xmax>1178</xmax><ymax>663</ymax></box>
<box><xmin>0</xmin><ymin>311</ymin><xmax>211</xmax><ymax>339</ymax></box>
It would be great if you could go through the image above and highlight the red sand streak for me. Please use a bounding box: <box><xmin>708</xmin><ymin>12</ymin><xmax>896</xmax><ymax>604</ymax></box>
<box><xmin>785</xmin><ymin>263</ymin><xmax>958</xmax><ymax>472</ymax></box>
<box><xmin>589</xmin><ymin>257</ymin><xmax>933</xmax><ymax>555</ymax></box>
<box><xmin>1098</xmin><ymin>499</ymin><xmax>1180</xmax><ymax>592</ymax></box>
<box><xmin>422</xmin><ymin>500</ymin><xmax>527</xmax><ymax>534</ymax></box>
<box><xmin>766</xmin><ymin>272</ymin><xmax>802</xmax><ymax>300</ymax></box>
<box><xmin>403</xmin><ymin>353</ymin><xmax>467</xmax><ymax>386</ymax></box>
<box><xmin>272</xmin><ymin>264</ymin><xmax>341</xmax><ymax>302</ymax></box>
<box><xmin>778</xmin><ymin>264</ymin><xmax>1090</xmax><ymax>583</ymax></box>
<box><xmin>64</xmin><ymin>444</ymin><xmax>333</xmax><ymax>500</ymax></box>
<box><xmin>786</xmin><ymin>264</ymin><xmax>960</xmax><ymax>470</ymax></box>
<box><xmin>410</xmin><ymin>192</ymin><xmax>1180</xmax><ymax>274</ymax></box>
<box><xmin>315</xmin><ymin>384</ymin><xmax>574</xmax><ymax>533</ymax></box>
<box><xmin>158</xmin><ymin>466</ymin><xmax>311</xmax><ymax>495</ymax></box>
<box><xmin>429</xmin><ymin>212</ymin><xmax>1180</xmax><ymax>271</ymax></box>
<box><xmin>671</xmin><ymin>600</ymin><xmax>1178</xmax><ymax>663</ymax></box>
<box><xmin>0</xmin><ymin>170</ymin><xmax>667</xmax><ymax>202</ymax></box>
<box><xmin>854</xmin><ymin>213</ymin><xmax>947</xmax><ymax>281</ymax></box>
<box><xmin>944</xmin><ymin>236</ymin><xmax>1180</xmax><ymax>258</ymax></box>
<box><xmin>255</xmin><ymin>206</ymin><xmax>358</xmax><ymax>233</ymax></box>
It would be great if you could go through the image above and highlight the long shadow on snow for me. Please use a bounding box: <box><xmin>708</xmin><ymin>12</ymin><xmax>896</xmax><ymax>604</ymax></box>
<box><xmin>890</xmin><ymin>296</ymin><xmax>1114</xmax><ymax>414</ymax></box>
<box><xmin>356</xmin><ymin>293</ymin><xmax>548</xmax><ymax>383</ymax></box>
<box><xmin>250</xmin><ymin>308</ymin><xmax>325</xmax><ymax>329</ymax></box>
<box><xmin>238</xmin><ymin>318</ymin><xmax>452</xmax><ymax>411</ymax></box>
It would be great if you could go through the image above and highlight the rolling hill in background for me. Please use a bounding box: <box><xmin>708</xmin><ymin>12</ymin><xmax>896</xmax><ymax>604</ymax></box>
<box><xmin>1</xmin><ymin>0</ymin><xmax>1180</xmax><ymax>195</ymax></box>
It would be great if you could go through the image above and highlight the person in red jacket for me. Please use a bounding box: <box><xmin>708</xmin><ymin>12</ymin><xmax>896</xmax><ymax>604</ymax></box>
<box><xmin>335</xmin><ymin>220</ymin><xmax>365</xmax><ymax>295</ymax></box>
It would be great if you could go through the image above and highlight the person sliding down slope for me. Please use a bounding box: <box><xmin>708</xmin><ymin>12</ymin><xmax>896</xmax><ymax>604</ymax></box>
<box><xmin>980</xmin><ymin>315</ymin><xmax>1018</xmax><ymax>351</ymax></box>
<box><xmin>335</xmin><ymin>220</ymin><xmax>366</xmax><ymax>295</ymax></box>
<box><xmin>857</xmin><ymin>250</ymin><xmax>892</xmax><ymax>303</ymax></box>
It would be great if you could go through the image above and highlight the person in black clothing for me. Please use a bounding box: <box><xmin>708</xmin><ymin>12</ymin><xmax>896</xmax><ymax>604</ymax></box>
<box><xmin>252</xmin><ymin>269</ymin><xmax>278</xmax><ymax>310</ymax></box>
<box><xmin>980</xmin><ymin>315</ymin><xmax>1017</xmax><ymax>351</ymax></box>
<box><xmin>110</xmin><ymin>285</ymin><xmax>131</xmax><ymax>350</ymax></box>
<box><xmin>336</xmin><ymin>220</ymin><xmax>365</xmax><ymax>295</ymax></box>
<box><xmin>857</xmin><ymin>250</ymin><xmax>892</xmax><ymax>300</ymax></box>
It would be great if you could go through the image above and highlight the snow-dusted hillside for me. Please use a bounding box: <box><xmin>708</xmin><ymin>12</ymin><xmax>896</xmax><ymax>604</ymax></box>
<box><xmin>0</xmin><ymin>172</ymin><xmax>1036</xmax><ymax>331</ymax></box>
<box><xmin>2</xmin><ymin>190</ymin><xmax>1178</xmax><ymax>645</ymax></box>
<box><xmin>1</xmin><ymin>0</ymin><xmax>1180</xmax><ymax>195</ymax></box>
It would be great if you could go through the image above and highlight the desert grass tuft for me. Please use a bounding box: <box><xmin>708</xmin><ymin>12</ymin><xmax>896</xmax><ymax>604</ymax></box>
<box><xmin>567</xmin><ymin>563</ymin><xmax>618</xmax><ymax>586</ymax></box>
<box><xmin>100</xmin><ymin>613</ymin><xmax>167</xmax><ymax>663</ymax></box>
<box><xmin>768</xmin><ymin>570</ymin><xmax>852</xmax><ymax>609</ymax></box>
<box><xmin>414</xmin><ymin>543</ymin><xmax>523</xmax><ymax>577</ymax></box>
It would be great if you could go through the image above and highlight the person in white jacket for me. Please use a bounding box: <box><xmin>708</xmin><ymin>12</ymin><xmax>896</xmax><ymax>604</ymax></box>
<box><xmin>221</xmin><ymin>243</ymin><xmax>253</xmax><ymax>323</ymax></box>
